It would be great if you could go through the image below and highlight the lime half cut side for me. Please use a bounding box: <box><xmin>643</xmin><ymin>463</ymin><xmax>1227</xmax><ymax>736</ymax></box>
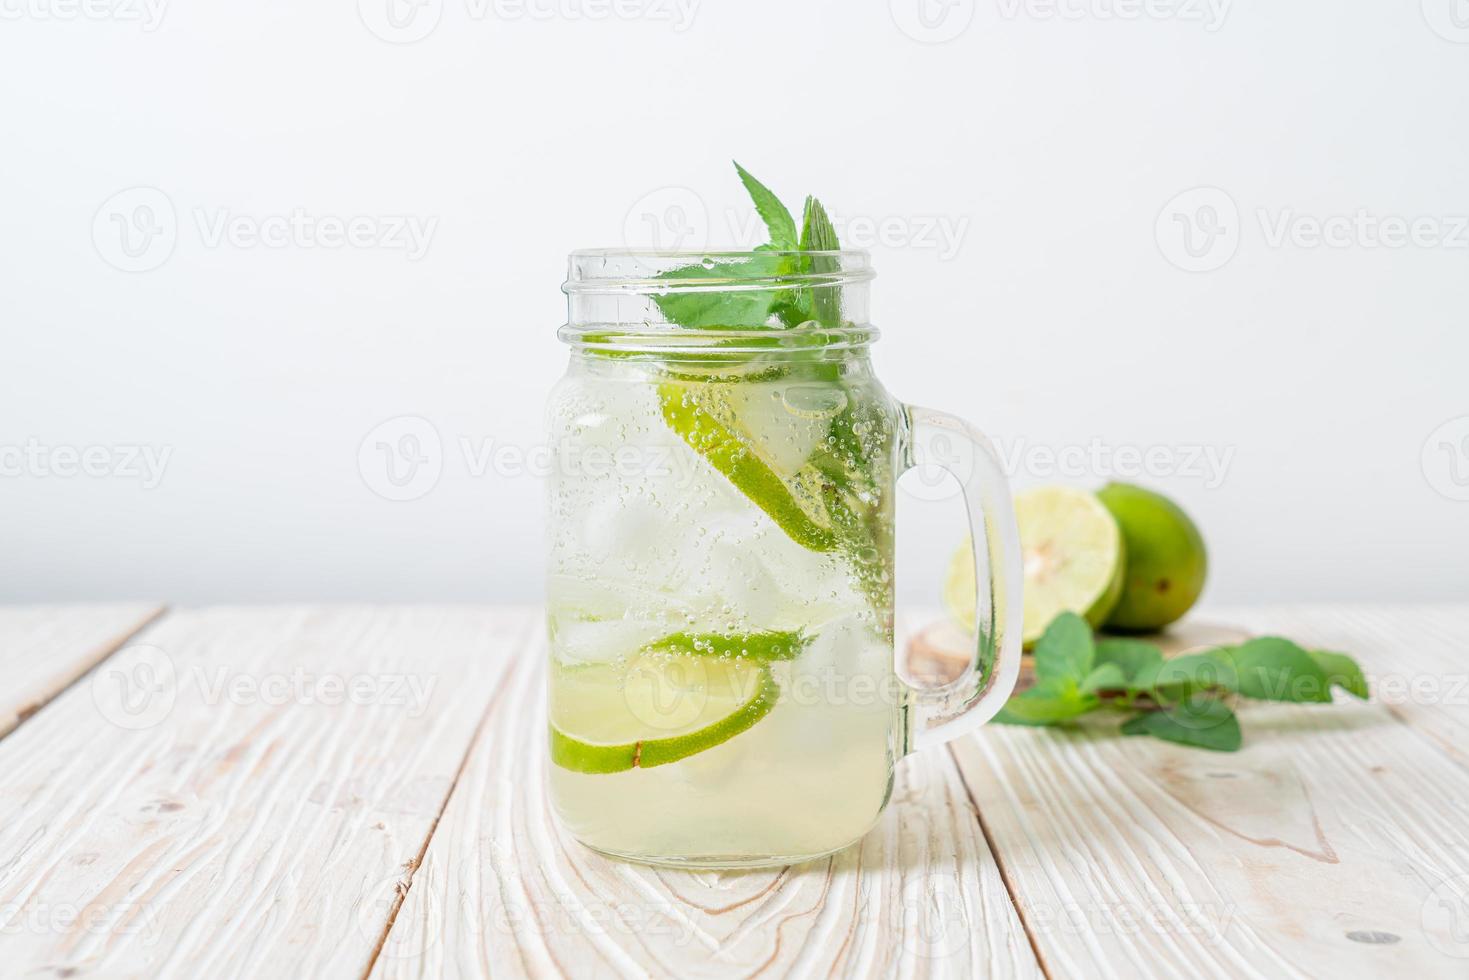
<box><xmin>549</xmin><ymin>656</ymin><xmax>779</xmax><ymax>775</ymax></box>
<box><xmin>944</xmin><ymin>485</ymin><xmax>1124</xmax><ymax>646</ymax></box>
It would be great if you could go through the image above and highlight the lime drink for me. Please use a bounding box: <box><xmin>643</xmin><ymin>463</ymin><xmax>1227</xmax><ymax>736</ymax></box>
<box><xmin>546</xmin><ymin>358</ymin><xmax>901</xmax><ymax>866</ymax></box>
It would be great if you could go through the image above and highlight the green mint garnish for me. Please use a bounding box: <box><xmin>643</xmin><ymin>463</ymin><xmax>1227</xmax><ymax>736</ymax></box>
<box><xmin>650</xmin><ymin>251</ymin><xmax>786</xmax><ymax>329</ymax></box>
<box><xmin>734</xmin><ymin>161</ymin><xmax>799</xmax><ymax>249</ymax></box>
<box><xmin>996</xmin><ymin>612</ymin><xmax>1369</xmax><ymax>751</ymax></box>
<box><xmin>798</xmin><ymin>196</ymin><xmax>841</xmax><ymax>327</ymax></box>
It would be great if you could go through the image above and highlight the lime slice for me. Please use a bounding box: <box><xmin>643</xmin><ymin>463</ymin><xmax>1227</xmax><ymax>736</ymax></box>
<box><xmin>550</xmin><ymin>656</ymin><xmax>779</xmax><ymax>774</ymax></box>
<box><xmin>944</xmin><ymin>486</ymin><xmax>1124</xmax><ymax>646</ymax></box>
<box><xmin>658</xmin><ymin>381</ymin><xmax>835</xmax><ymax>552</ymax></box>
<box><xmin>643</xmin><ymin>629</ymin><xmax>808</xmax><ymax>662</ymax></box>
<box><xmin>718</xmin><ymin>382</ymin><xmax>834</xmax><ymax>479</ymax></box>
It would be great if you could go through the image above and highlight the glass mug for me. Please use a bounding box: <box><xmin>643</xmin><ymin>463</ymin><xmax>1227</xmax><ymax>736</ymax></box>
<box><xmin>546</xmin><ymin>249</ymin><xmax>1023</xmax><ymax>868</ymax></box>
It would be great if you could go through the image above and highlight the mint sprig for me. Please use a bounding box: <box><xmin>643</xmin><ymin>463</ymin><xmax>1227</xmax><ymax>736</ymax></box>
<box><xmin>997</xmin><ymin>612</ymin><xmax>1369</xmax><ymax>752</ymax></box>
<box><xmin>652</xmin><ymin>163</ymin><xmax>846</xmax><ymax>332</ymax></box>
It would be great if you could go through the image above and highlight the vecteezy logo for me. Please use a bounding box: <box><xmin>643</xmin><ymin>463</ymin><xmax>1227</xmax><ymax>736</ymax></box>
<box><xmin>1422</xmin><ymin>875</ymin><xmax>1469</xmax><ymax>957</ymax></box>
<box><xmin>889</xmin><ymin>0</ymin><xmax>974</xmax><ymax>43</ymax></box>
<box><xmin>1422</xmin><ymin>0</ymin><xmax>1469</xmax><ymax>42</ymax></box>
<box><xmin>1422</xmin><ymin>416</ymin><xmax>1469</xmax><ymax>501</ymax></box>
<box><xmin>93</xmin><ymin>187</ymin><xmax>177</xmax><ymax>273</ymax></box>
<box><xmin>358</xmin><ymin>416</ymin><xmax>443</xmax><ymax>501</ymax></box>
<box><xmin>899</xmin><ymin>873</ymin><xmax>971</xmax><ymax>960</ymax></box>
<box><xmin>91</xmin><ymin>644</ymin><xmax>177</xmax><ymax>730</ymax></box>
<box><xmin>358</xmin><ymin>0</ymin><xmax>443</xmax><ymax>43</ymax></box>
<box><xmin>622</xmin><ymin>649</ymin><xmax>711</xmax><ymax>732</ymax></box>
<box><xmin>1155</xmin><ymin>186</ymin><xmax>1240</xmax><ymax>272</ymax></box>
<box><xmin>622</xmin><ymin>187</ymin><xmax>709</xmax><ymax>253</ymax></box>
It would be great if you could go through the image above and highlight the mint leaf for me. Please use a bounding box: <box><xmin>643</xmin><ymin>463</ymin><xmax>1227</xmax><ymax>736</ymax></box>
<box><xmin>1227</xmin><ymin>637</ymin><xmax>1333</xmax><ymax>703</ymax></box>
<box><xmin>1306</xmin><ymin>649</ymin><xmax>1370</xmax><ymax>700</ymax></box>
<box><xmin>766</xmin><ymin>247</ymin><xmax>817</xmax><ymax>329</ymax></box>
<box><xmin>1081</xmin><ymin>662</ymin><xmax>1127</xmax><ymax>694</ymax></box>
<box><xmin>1122</xmin><ymin>698</ymin><xmax>1242</xmax><ymax>752</ymax></box>
<box><xmin>799</xmin><ymin>195</ymin><xmax>839</xmax><ymax>251</ymax></box>
<box><xmin>996</xmin><ymin>678</ymin><xmax>1096</xmax><ymax>726</ymax></box>
<box><xmin>1094</xmin><ymin>638</ymin><xmax>1164</xmax><ymax>686</ymax></box>
<box><xmin>799</xmin><ymin>196</ymin><xmax>841</xmax><ymax>327</ymax></box>
<box><xmin>734</xmin><ymin>162</ymin><xmax>798</xmax><ymax>249</ymax></box>
<box><xmin>1031</xmin><ymin>612</ymin><xmax>1094</xmax><ymax>683</ymax></box>
<box><xmin>652</xmin><ymin>252</ymin><xmax>783</xmax><ymax>328</ymax></box>
<box><xmin>1149</xmin><ymin>650</ymin><xmax>1237</xmax><ymax>702</ymax></box>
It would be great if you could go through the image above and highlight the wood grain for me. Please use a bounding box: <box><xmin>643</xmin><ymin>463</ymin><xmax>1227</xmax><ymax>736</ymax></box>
<box><xmin>371</xmin><ymin>619</ymin><xmax>1041</xmax><ymax>980</ymax></box>
<box><xmin>7</xmin><ymin>603</ymin><xmax>1463</xmax><ymax>979</ymax></box>
<box><xmin>0</xmin><ymin>603</ymin><xmax>163</xmax><ymax>738</ymax></box>
<box><xmin>950</xmin><ymin>605</ymin><xmax>1469</xmax><ymax>978</ymax></box>
<box><xmin>0</xmin><ymin>605</ymin><xmax>534</xmax><ymax>979</ymax></box>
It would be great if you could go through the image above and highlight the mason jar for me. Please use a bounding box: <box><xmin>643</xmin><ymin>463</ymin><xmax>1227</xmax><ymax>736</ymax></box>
<box><xmin>545</xmin><ymin>249</ymin><xmax>1023</xmax><ymax>869</ymax></box>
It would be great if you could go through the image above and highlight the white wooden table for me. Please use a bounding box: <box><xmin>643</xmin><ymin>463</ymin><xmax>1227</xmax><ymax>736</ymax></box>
<box><xmin>1</xmin><ymin>604</ymin><xmax>1466</xmax><ymax>978</ymax></box>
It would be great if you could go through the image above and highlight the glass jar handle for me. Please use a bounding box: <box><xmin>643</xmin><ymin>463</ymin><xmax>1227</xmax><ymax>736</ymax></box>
<box><xmin>898</xmin><ymin>404</ymin><xmax>1025</xmax><ymax>753</ymax></box>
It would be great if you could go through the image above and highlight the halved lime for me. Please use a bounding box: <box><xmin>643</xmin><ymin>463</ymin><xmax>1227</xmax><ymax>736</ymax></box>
<box><xmin>549</xmin><ymin>656</ymin><xmax>779</xmax><ymax>774</ymax></box>
<box><xmin>944</xmin><ymin>485</ymin><xmax>1124</xmax><ymax>646</ymax></box>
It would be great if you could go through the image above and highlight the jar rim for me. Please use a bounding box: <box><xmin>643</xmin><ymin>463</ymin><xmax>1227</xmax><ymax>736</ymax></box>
<box><xmin>557</xmin><ymin>323</ymin><xmax>880</xmax><ymax>356</ymax></box>
<box><xmin>563</xmin><ymin>248</ymin><xmax>875</xmax><ymax>294</ymax></box>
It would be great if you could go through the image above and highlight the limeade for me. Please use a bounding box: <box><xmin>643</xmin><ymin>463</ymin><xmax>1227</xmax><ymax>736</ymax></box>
<box><xmin>546</xmin><ymin>354</ymin><xmax>901</xmax><ymax>866</ymax></box>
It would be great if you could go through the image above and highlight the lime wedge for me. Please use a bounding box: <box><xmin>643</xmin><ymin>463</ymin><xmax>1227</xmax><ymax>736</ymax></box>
<box><xmin>550</xmin><ymin>657</ymin><xmax>779</xmax><ymax>774</ymax></box>
<box><xmin>944</xmin><ymin>485</ymin><xmax>1124</xmax><ymax>646</ymax></box>
<box><xmin>658</xmin><ymin>382</ymin><xmax>835</xmax><ymax>552</ymax></box>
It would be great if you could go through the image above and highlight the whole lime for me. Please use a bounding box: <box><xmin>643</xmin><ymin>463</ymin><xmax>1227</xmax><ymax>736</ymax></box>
<box><xmin>1096</xmin><ymin>482</ymin><xmax>1207</xmax><ymax>631</ymax></box>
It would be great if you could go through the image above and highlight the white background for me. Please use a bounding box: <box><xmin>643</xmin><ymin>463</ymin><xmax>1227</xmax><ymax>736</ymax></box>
<box><xmin>3</xmin><ymin>0</ymin><xmax>1466</xmax><ymax>605</ymax></box>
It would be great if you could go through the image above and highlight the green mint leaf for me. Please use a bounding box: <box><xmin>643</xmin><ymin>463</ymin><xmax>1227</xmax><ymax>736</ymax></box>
<box><xmin>734</xmin><ymin>162</ymin><xmax>798</xmax><ymax>249</ymax></box>
<box><xmin>799</xmin><ymin>195</ymin><xmax>839</xmax><ymax>251</ymax></box>
<box><xmin>1094</xmin><ymin>638</ymin><xmax>1164</xmax><ymax>686</ymax></box>
<box><xmin>652</xmin><ymin>252</ymin><xmax>783</xmax><ymax>328</ymax></box>
<box><xmin>995</xmin><ymin>678</ymin><xmax>1096</xmax><ymax>726</ymax></box>
<box><xmin>1031</xmin><ymin>612</ymin><xmax>1094</xmax><ymax>683</ymax></box>
<box><xmin>1081</xmin><ymin>662</ymin><xmax>1127</xmax><ymax>694</ymax></box>
<box><xmin>799</xmin><ymin>196</ymin><xmax>842</xmax><ymax>327</ymax></box>
<box><xmin>1121</xmin><ymin>697</ymin><xmax>1242</xmax><ymax>752</ymax></box>
<box><xmin>1227</xmin><ymin>637</ymin><xmax>1333</xmax><ymax>703</ymax></box>
<box><xmin>1148</xmin><ymin>650</ymin><xmax>1237</xmax><ymax>702</ymax></box>
<box><xmin>763</xmin><ymin>245</ymin><xmax>816</xmax><ymax>328</ymax></box>
<box><xmin>1306</xmin><ymin>649</ymin><xmax>1370</xmax><ymax>700</ymax></box>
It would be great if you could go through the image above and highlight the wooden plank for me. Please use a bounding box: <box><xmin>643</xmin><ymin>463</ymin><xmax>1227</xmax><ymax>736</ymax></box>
<box><xmin>949</xmin><ymin>605</ymin><xmax>1469</xmax><ymax>978</ymax></box>
<box><xmin>372</xmin><ymin>619</ymin><xmax>1041</xmax><ymax>979</ymax></box>
<box><xmin>0</xmin><ymin>603</ymin><xmax>163</xmax><ymax>738</ymax></box>
<box><xmin>0</xmin><ymin>605</ymin><xmax>535</xmax><ymax>978</ymax></box>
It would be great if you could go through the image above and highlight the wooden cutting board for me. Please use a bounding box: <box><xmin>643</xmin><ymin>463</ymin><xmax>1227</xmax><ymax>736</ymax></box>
<box><xmin>905</xmin><ymin>615</ymin><xmax>1250</xmax><ymax>690</ymax></box>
